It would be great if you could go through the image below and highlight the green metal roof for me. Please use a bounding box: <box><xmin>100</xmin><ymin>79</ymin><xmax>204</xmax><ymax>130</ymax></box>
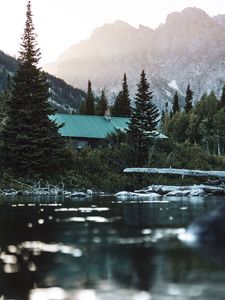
<box><xmin>50</xmin><ymin>114</ymin><xmax>130</xmax><ymax>139</ymax></box>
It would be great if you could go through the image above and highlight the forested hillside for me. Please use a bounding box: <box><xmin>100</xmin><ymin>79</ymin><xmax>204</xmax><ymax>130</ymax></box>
<box><xmin>0</xmin><ymin>50</ymin><xmax>85</xmax><ymax>113</ymax></box>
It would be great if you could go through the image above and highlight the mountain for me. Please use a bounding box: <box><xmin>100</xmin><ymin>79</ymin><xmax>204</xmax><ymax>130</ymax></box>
<box><xmin>45</xmin><ymin>7</ymin><xmax>225</xmax><ymax>110</ymax></box>
<box><xmin>0</xmin><ymin>50</ymin><xmax>86</xmax><ymax>113</ymax></box>
<box><xmin>213</xmin><ymin>14</ymin><xmax>225</xmax><ymax>29</ymax></box>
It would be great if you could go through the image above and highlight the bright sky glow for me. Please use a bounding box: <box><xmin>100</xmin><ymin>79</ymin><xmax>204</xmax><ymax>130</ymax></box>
<box><xmin>1</xmin><ymin>0</ymin><xmax>225</xmax><ymax>65</ymax></box>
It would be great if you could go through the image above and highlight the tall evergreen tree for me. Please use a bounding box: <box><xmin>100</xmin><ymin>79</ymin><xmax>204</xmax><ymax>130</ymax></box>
<box><xmin>84</xmin><ymin>80</ymin><xmax>95</xmax><ymax>115</ymax></box>
<box><xmin>127</xmin><ymin>70</ymin><xmax>159</xmax><ymax>165</ymax></box>
<box><xmin>184</xmin><ymin>84</ymin><xmax>194</xmax><ymax>113</ymax></box>
<box><xmin>172</xmin><ymin>91</ymin><xmax>180</xmax><ymax>115</ymax></box>
<box><xmin>96</xmin><ymin>89</ymin><xmax>108</xmax><ymax>116</ymax></box>
<box><xmin>112</xmin><ymin>73</ymin><xmax>131</xmax><ymax>116</ymax></box>
<box><xmin>2</xmin><ymin>1</ymin><xmax>67</xmax><ymax>178</ymax></box>
<box><xmin>219</xmin><ymin>84</ymin><xmax>225</xmax><ymax>109</ymax></box>
<box><xmin>112</xmin><ymin>91</ymin><xmax>123</xmax><ymax>116</ymax></box>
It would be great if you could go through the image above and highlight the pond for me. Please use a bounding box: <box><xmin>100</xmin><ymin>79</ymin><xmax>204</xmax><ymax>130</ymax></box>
<box><xmin>0</xmin><ymin>195</ymin><xmax>225</xmax><ymax>300</ymax></box>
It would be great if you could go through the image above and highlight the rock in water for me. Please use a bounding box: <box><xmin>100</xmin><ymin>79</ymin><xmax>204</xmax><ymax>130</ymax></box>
<box><xmin>67</xmin><ymin>191</ymin><xmax>88</xmax><ymax>198</ymax></box>
<box><xmin>115</xmin><ymin>191</ymin><xmax>162</xmax><ymax>199</ymax></box>
<box><xmin>179</xmin><ymin>206</ymin><xmax>225</xmax><ymax>246</ymax></box>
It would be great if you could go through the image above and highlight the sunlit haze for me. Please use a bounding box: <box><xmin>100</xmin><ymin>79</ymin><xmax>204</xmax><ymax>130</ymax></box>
<box><xmin>1</xmin><ymin>0</ymin><xmax>225</xmax><ymax>65</ymax></box>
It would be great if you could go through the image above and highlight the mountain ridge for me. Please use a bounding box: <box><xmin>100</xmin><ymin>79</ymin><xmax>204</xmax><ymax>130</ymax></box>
<box><xmin>45</xmin><ymin>7</ymin><xmax>225</xmax><ymax>110</ymax></box>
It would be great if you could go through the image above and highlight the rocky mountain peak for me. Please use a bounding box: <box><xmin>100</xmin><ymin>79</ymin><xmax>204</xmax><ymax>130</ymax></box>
<box><xmin>181</xmin><ymin>6</ymin><xmax>210</xmax><ymax>16</ymax></box>
<box><xmin>45</xmin><ymin>7</ymin><xmax>225</xmax><ymax>111</ymax></box>
<box><xmin>153</xmin><ymin>6</ymin><xmax>222</xmax><ymax>56</ymax></box>
<box><xmin>163</xmin><ymin>7</ymin><xmax>218</xmax><ymax>34</ymax></box>
<box><xmin>91</xmin><ymin>20</ymin><xmax>135</xmax><ymax>37</ymax></box>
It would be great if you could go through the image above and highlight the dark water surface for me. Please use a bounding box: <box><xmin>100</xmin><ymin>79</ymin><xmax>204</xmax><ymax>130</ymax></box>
<box><xmin>0</xmin><ymin>195</ymin><xmax>225</xmax><ymax>300</ymax></box>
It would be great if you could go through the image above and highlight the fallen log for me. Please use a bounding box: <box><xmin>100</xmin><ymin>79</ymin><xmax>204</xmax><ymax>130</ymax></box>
<box><xmin>135</xmin><ymin>184</ymin><xmax>225</xmax><ymax>196</ymax></box>
<box><xmin>123</xmin><ymin>168</ymin><xmax>225</xmax><ymax>178</ymax></box>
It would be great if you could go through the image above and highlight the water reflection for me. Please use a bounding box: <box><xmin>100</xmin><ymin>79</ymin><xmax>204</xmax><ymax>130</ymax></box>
<box><xmin>0</xmin><ymin>195</ymin><xmax>224</xmax><ymax>299</ymax></box>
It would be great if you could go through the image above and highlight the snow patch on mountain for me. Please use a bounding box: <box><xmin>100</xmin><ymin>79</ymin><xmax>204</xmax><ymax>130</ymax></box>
<box><xmin>168</xmin><ymin>80</ymin><xmax>184</xmax><ymax>96</ymax></box>
<box><xmin>168</xmin><ymin>80</ymin><xmax>179</xmax><ymax>90</ymax></box>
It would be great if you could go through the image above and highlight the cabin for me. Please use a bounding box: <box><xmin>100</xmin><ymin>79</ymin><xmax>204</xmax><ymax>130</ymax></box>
<box><xmin>51</xmin><ymin>114</ymin><xmax>168</xmax><ymax>149</ymax></box>
<box><xmin>51</xmin><ymin>114</ymin><xmax>129</xmax><ymax>148</ymax></box>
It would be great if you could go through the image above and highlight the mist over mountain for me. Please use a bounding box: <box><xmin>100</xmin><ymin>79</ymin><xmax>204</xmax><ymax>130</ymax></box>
<box><xmin>0</xmin><ymin>50</ymin><xmax>85</xmax><ymax>113</ymax></box>
<box><xmin>45</xmin><ymin>7</ymin><xmax>225</xmax><ymax>110</ymax></box>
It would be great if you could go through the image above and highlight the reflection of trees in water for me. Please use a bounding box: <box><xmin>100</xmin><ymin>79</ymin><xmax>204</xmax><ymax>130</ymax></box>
<box><xmin>106</xmin><ymin>245</ymin><xmax>155</xmax><ymax>291</ymax></box>
<box><xmin>0</xmin><ymin>246</ymin><xmax>38</xmax><ymax>300</ymax></box>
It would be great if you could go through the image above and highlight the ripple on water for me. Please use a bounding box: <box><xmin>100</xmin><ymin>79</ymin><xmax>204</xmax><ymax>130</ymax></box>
<box><xmin>54</xmin><ymin>207</ymin><xmax>109</xmax><ymax>213</ymax></box>
<box><xmin>108</xmin><ymin>228</ymin><xmax>185</xmax><ymax>245</ymax></box>
<box><xmin>20</xmin><ymin>241</ymin><xmax>83</xmax><ymax>257</ymax></box>
<box><xmin>29</xmin><ymin>287</ymin><xmax>66</xmax><ymax>300</ymax></box>
<box><xmin>86</xmin><ymin>216</ymin><xmax>109</xmax><ymax>223</ymax></box>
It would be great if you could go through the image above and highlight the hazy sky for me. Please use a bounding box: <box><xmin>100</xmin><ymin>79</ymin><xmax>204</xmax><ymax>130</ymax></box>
<box><xmin>1</xmin><ymin>0</ymin><xmax>225</xmax><ymax>65</ymax></box>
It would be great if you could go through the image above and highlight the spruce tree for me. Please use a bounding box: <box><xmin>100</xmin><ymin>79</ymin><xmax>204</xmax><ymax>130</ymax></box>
<box><xmin>79</xmin><ymin>101</ymin><xmax>86</xmax><ymax>114</ymax></box>
<box><xmin>185</xmin><ymin>84</ymin><xmax>194</xmax><ymax>113</ymax></box>
<box><xmin>127</xmin><ymin>70</ymin><xmax>159</xmax><ymax>165</ymax></box>
<box><xmin>172</xmin><ymin>91</ymin><xmax>180</xmax><ymax>115</ymax></box>
<box><xmin>2</xmin><ymin>1</ymin><xmax>67</xmax><ymax>178</ymax></box>
<box><xmin>96</xmin><ymin>90</ymin><xmax>108</xmax><ymax>116</ymax></box>
<box><xmin>112</xmin><ymin>92</ymin><xmax>123</xmax><ymax>117</ymax></box>
<box><xmin>84</xmin><ymin>80</ymin><xmax>95</xmax><ymax>115</ymax></box>
<box><xmin>219</xmin><ymin>84</ymin><xmax>225</xmax><ymax>108</ymax></box>
<box><xmin>112</xmin><ymin>73</ymin><xmax>131</xmax><ymax>116</ymax></box>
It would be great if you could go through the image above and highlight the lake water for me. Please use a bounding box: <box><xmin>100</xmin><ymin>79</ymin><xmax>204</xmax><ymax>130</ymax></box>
<box><xmin>0</xmin><ymin>194</ymin><xmax>225</xmax><ymax>300</ymax></box>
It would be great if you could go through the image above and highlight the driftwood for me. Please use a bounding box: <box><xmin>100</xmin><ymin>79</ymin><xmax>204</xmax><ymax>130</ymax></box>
<box><xmin>0</xmin><ymin>181</ymin><xmax>96</xmax><ymax>198</ymax></box>
<box><xmin>124</xmin><ymin>168</ymin><xmax>225</xmax><ymax>178</ymax></box>
<box><xmin>0</xmin><ymin>186</ymin><xmax>63</xmax><ymax>197</ymax></box>
<box><xmin>0</xmin><ymin>181</ymin><xmax>65</xmax><ymax>197</ymax></box>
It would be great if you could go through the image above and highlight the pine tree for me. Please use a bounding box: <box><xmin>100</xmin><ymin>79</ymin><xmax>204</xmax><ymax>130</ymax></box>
<box><xmin>2</xmin><ymin>1</ymin><xmax>67</xmax><ymax>178</ymax></box>
<box><xmin>112</xmin><ymin>73</ymin><xmax>131</xmax><ymax>116</ymax></box>
<box><xmin>172</xmin><ymin>91</ymin><xmax>180</xmax><ymax>115</ymax></box>
<box><xmin>185</xmin><ymin>84</ymin><xmax>194</xmax><ymax>113</ymax></box>
<box><xmin>219</xmin><ymin>84</ymin><xmax>225</xmax><ymax>109</ymax></box>
<box><xmin>112</xmin><ymin>91</ymin><xmax>123</xmax><ymax>116</ymax></box>
<box><xmin>84</xmin><ymin>80</ymin><xmax>95</xmax><ymax>115</ymax></box>
<box><xmin>79</xmin><ymin>101</ymin><xmax>86</xmax><ymax>114</ymax></box>
<box><xmin>127</xmin><ymin>70</ymin><xmax>159</xmax><ymax>165</ymax></box>
<box><xmin>96</xmin><ymin>89</ymin><xmax>108</xmax><ymax>116</ymax></box>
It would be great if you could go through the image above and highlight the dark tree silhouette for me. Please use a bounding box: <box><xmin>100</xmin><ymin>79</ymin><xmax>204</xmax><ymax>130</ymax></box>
<box><xmin>127</xmin><ymin>70</ymin><xmax>159</xmax><ymax>165</ymax></box>
<box><xmin>112</xmin><ymin>73</ymin><xmax>131</xmax><ymax>117</ymax></box>
<box><xmin>84</xmin><ymin>80</ymin><xmax>95</xmax><ymax>115</ymax></box>
<box><xmin>172</xmin><ymin>91</ymin><xmax>180</xmax><ymax>114</ymax></box>
<box><xmin>185</xmin><ymin>84</ymin><xmax>194</xmax><ymax>113</ymax></box>
<box><xmin>2</xmin><ymin>1</ymin><xmax>68</xmax><ymax>178</ymax></box>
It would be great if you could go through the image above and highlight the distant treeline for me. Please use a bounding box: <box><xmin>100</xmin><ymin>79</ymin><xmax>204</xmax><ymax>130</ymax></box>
<box><xmin>162</xmin><ymin>86</ymin><xmax>225</xmax><ymax>155</ymax></box>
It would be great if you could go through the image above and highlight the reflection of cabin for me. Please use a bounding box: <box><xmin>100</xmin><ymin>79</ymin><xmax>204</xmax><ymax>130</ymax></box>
<box><xmin>51</xmin><ymin>114</ymin><xmax>168</xmax><ymax>149</ymax></box>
